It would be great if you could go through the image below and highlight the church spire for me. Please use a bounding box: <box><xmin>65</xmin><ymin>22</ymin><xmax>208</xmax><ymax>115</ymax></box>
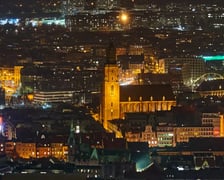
<box><xmin>106</xmin><ymin>42</ymin><xmax>116</xmax><ymax>64</ymax></box>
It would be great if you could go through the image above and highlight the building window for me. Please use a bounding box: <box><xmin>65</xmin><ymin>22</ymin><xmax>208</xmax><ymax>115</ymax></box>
<box><xmin>111</xmin><ymin>85</ymin><xmax>114</xmax><ymax>96</ymax></box>
<box><xmin>111</xmin><ymin>109</ymin><xmax>113</xmax><ymax>119</ymax></box>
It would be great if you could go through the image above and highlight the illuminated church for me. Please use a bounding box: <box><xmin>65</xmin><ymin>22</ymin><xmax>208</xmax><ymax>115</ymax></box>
<box><xmin>100</xmin><ymin>43</ymin><xmax>176</xmax><ymax>130</ymax></box>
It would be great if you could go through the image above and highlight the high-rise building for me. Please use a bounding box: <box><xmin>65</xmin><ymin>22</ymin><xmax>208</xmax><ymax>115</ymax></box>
<box><xmin>160</xmin><ymin>57</ymin><xmax>206</xmax><ymax>88</ymax></box>
<box><xmin>201</xmin><ymin>112</ymin><xmax>224</xmax><ymax>137</ymax></box>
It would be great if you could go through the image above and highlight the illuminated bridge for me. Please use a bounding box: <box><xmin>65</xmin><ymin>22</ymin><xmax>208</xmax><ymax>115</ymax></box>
<box><xmin>191</xmin><ymin>73</ymin><xmax>224</xmax><ymax>90</ymax></box>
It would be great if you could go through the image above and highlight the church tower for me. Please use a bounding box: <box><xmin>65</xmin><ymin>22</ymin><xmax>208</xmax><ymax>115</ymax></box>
<box><xmin>101</xmin><ymin>42</ymin><xmax>120</xmax><ymax>130</ymax></box>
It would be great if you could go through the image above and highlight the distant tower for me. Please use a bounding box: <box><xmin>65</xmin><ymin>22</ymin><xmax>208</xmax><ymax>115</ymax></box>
<box><xmin>101</xmin><ymin>42</ymin><xmax>120</xmax><ymax>130</ymax></box>
<box><xmin>67</xmin><ymin>120</ymin><xmax>75</xmax><ymax>162</ymax></box>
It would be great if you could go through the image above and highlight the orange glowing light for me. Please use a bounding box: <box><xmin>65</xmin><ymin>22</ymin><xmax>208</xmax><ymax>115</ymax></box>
<box><xmin>121</xmin><ymin>13</ymin><xmax>128</xmax><ymax>22</ymax></box>
<box><xmin>120</xmin><ymin>12</ymin><xmax>129</xmax><ymax>24</ymax></box>
<box><xmin>27</xmin><ymin>94</ymin><xmax>34</xmax><ymax>101</ymax></box>
<box><xmin>214</xmin><ymin>128</ymin><xmax>220</xmax><ymax>136</ymax></box>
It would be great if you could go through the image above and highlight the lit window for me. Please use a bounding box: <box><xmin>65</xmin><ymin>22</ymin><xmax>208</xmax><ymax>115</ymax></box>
<box><xmin>111</xmin><ymin>85</ymin><xmax>114</xmax><ymax>96</ymax></box>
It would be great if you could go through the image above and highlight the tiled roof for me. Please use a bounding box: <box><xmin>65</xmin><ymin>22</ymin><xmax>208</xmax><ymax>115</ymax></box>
<box><xmin>120</xmin><ymin>84</ymin><xmax>175</xmax><ymax>102</ymax></box>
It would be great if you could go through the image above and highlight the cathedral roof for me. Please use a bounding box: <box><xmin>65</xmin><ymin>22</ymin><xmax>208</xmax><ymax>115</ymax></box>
<box><xmin>120</xmin><ymin>84</ymin><xmax>175</xmax><ymax>102</ymax></box>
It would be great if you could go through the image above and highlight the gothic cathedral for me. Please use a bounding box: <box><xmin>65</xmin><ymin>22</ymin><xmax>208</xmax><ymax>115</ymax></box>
<box><xmin>100</xmin><ymin>43</ymin><xmax>176</xmax><ymax>131</ymax></box>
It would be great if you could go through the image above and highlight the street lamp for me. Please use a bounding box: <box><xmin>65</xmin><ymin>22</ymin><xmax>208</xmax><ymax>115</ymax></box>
<box><xmin>119</xmin><ymin>11</ymin><xmax>130</xmax><ymax>30</ymax></box>
<box><xmin>120</xmin><ymin>11</ymin><xmax>129</xmax><ymax>24</ymax></box>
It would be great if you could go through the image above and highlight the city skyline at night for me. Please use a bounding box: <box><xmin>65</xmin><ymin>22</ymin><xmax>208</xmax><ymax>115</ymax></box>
<box><xmin>0</xmin><ymin>0</ymin><xmax>224</xmax><ymax>179</ymax></box>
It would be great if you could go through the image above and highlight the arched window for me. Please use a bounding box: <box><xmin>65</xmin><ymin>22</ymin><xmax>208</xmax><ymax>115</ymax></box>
<box><xmin>111</xmin><ymin>85</ymin><xmax>114</xmax><ymax>96</ymax></box>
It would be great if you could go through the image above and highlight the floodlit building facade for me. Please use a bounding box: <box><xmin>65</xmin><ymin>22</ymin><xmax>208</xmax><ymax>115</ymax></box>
<box><xmin>174</xmin><ymin>126</ymin><xmax>214</xmax><ymax>143</ymax></box>
<box><xmin>0</xmin><ymin>66</ymin><xmax>23</xmax><ymax>103</ymax></box>
<box><xmin>33</xmin><ymin>90</ymin><xmax>74</xmax><ymax>104</ymax></box>
<box><xmin>5</xmin><ymin>141</ymin><xmax>68</xmax><ymax>161</ymax></box>
<box><xmin>201</xmin><ymin>112</ymin><xmax>224</xmax><ymax>137</ymax></box>
<box><xmin>100</xmin><ymin>43</ymin><xmax>176</xmax><ymax>130</ymax></box>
